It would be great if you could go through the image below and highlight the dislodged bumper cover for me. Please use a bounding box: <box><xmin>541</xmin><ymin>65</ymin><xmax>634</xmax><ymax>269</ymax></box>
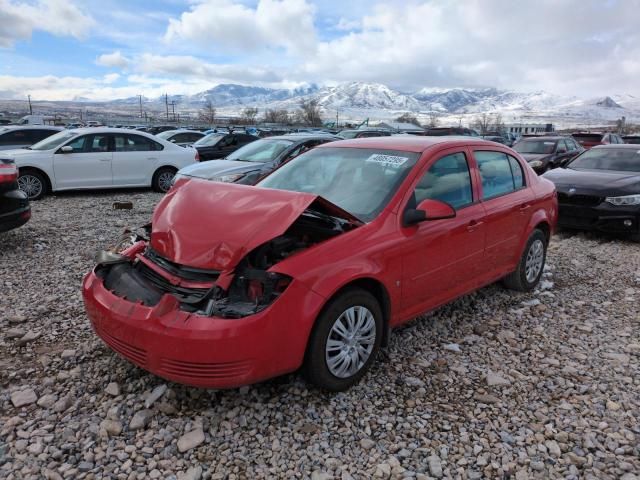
<box><xmin>151</xmin><ymin>179</ymin><xmax>360</xmax><ymax>271</ymax></box>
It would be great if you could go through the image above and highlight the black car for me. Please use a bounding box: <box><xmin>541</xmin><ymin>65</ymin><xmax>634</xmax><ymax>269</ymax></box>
<box><xmin>0</xmin><ymin>158</ymin><xmax>30</xmax><ymax>233</ymax></box>
<box><xmin>622</xmin><ymin>135</ymin><xmax>640</xmax><ymax>145</ymax></box>
<box><xmin>337</xmin><ymin>129</ymin><xmax>392</xmax><ymax>139</ymax></box>
<box><xmin>193</xmin><ymin>132</ymin><xmax>258</xmax><ymax>161</ymax></box>
<box><xmin>543</xmin><ymin>145</ymin><xmax>640</xmax><ymax>241</ymax></box>
<box><xmin>513</xmin><ymin>136</ymin><xmax>584</xmax><ymax>174</ymax></box>
<box><xmin>0</xmin><ymin>126</ymin><xmax>63</xmax><ymax>151</ymax></box>
<box><xmin>173</xmin><ymin>134</ymin><xmax>340</xmax><ymax>186</ymax></box>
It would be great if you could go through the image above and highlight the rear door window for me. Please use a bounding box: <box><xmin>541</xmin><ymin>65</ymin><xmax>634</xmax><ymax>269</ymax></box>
<box><xmin>475</xmin><ymin>151</ymin><xmax>519</xmax><ymax>199</ymax></box>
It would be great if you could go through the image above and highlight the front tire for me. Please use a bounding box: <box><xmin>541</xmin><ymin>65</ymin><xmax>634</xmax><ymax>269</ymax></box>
<box><xmin>18</xmin><ymin>170</ymin><xmax>48</xmax><ymax>200</ymax></box>
<box><xmin>303</xmin><ymin>288</ymin><xmax>383</xmax><ymax>392</ymax></box>
<box><xmin>503</xmin><ymin>229</ymin><xmax>547</xmax><ymax>292</ymax></box>
<box><xmin>152</xmin><ymin>167</ymin><xmax>177</xmax><ymax>193</ymax></box>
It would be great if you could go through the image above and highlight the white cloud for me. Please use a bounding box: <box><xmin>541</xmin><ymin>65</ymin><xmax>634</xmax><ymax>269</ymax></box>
<box><xmin>102</xmin><ymin>73</ymin><xmax>120</xmax><ymax>84</ymax></box>
<box><xmin>137</xmin><ymin>54</ymin><xmax>281</xmax><ymax>83</ymax></box>
<box><xmin>96</xmin><ymin>51</ymin><xmax>131</xmax><ymax>69</ymax></box>
<box><xmin>0</xmin><ymin>0</ymin><xmax>95</xmax><ymax>47</ymax></box>
<box><xmin>164</xmin><ymin>0</ymin><xmax>317</xmax><ymax>55</ymax></box>
<box><xmin>291</xmin><ymin>0</ymin><xmax>640</xmax><ymax>96</ymax></box>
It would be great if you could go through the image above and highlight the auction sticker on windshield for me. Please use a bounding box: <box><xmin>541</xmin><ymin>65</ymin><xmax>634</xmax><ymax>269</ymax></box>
<box><xmin>366</xmin><ymin>154</ymin><xmax>409</xmax><ymax>167</ymax></box>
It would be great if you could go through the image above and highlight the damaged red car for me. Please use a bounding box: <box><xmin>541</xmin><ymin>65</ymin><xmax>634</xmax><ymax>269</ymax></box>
<box><xmin>83</xmin><ymin>137</ymin><xmax>557</xmax><ymax>391</ymax></box>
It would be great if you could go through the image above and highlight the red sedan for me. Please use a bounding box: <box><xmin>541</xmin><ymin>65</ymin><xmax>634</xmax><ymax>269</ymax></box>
<box><xmin>83</xmin><ymin>137</ymin><xmax>557</xmax><ymax>391</ymax></box>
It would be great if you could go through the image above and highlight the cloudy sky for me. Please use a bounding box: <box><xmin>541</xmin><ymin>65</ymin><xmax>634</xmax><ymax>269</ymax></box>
<box><xmin>0</xmin><ymin>0</ymin><xmax>639</xmax><ymax>101</ymax></box>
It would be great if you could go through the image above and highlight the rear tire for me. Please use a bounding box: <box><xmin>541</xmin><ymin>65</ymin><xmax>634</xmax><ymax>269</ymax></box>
<box><xmin>503</xmin><ymin>229</ymin><xmax>547</xmax><ymax>292</ymax></box>
<box><xmin>303</xmin><ymin>288</ymin><xmax>383</xmax><ymax>392</ymax></box>
<box><xmin>152</xmin><ymin>167</ymin><xmax>177</xmax><ymax>193</ymax></box>
<box><xmin>18</xmin><ymin>169</ymin><xmax>48</xmax><ymax>200</ymax></box>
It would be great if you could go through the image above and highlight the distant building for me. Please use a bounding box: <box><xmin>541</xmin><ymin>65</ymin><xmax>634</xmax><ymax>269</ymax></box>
<box><xmin>504</xmin><ymin>123</ymin><xmax>554</xmax><ymax>135</ymax></box>
<box><xmin>374</xmin><ymin>121</ymin><xmax>425</xmax><ymax>133</ymax></box>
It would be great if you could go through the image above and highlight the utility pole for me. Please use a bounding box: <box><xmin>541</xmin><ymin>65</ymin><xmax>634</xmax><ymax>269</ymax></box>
<box><xmin>170</xmin><ymin>101</ymin><xmax>176</xmax><ymax>122</ymax></box>
<box><xmin>138</xmin><ymin>95</ymin><xmax>143</xmax><ymax>118</ymax></box>
<box><xmin>336</xmin><ymin>109</ymin><xmax>339</xmax><ymax>128</ymax></box>
<box><xmin>165</xmin><ymin>94</ymin><xmax>169</xmax><ymax>121</ymax></box>
<box><xmin>28</xmin><ymin>95</ymin><xmax>33</xmax><ymax>115</ymax></box>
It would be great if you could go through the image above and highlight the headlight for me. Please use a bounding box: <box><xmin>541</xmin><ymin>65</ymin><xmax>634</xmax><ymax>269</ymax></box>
<box><xmin>212</xmin><ymin>173</ymin><xmax>245</xmax><ymax>183</ymax></box>
<box><xmin>605</xmin><ymin>194</ymin><xmax>640</xmax><ymax>206</ymax></box>
<box><xmin>529</xmin><ymin>160</ymin><xmax>543</xmax><ymax>168</ymax></box>
<box><xmin>171</xmin><ymin>173</ymin><xmax>185</xmax><ymax>185</ymax></box>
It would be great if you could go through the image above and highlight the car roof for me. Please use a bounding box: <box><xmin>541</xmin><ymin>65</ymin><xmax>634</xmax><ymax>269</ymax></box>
<box><xmin>519</xmin><ymin>136</ymin><xmax>563</xmax><ymax>141</ymax></box>
<box><xmin>591</xmin><ymin>144</ymin><xmax>640</xmax><ymax>150</ymax></box>
<box><xmin>261</xmin><ymin>134</ymin><xmax>342</xmax><ymax>142</ymax></box>
<box><xmin>0</xmin><ymin>125</ymin><xmax>63</xmax><ymax>130</ymax></box>
<box><xmin>160</xmin><ymin>129</ymin><xmax>204</xmax><ymax>135</ymax></box>
<box><xmin>317</xmin><ymin>136</ymin><xmax>499</xmax><ymax>153</ymax></box>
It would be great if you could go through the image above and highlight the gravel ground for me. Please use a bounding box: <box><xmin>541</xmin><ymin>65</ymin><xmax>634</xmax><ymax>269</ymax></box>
<box><xmin>1</xmin><ymin>191</ymin><xmax>639</xmax><ymax>480</ymax></box>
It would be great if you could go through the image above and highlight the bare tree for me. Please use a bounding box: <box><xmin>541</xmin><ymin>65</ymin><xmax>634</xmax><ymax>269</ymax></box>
<box><xmin>472</xmin><ymin>113</ymin><xmax>491</xmax><ymax>134</ymax></box>
<box><xmin>427</xmin><ymin>111</ymin><xmax>439</xmax><ymax>128</ymax></box>
<box><xmin>395</xmin><ymin>113</ymin><xmax>421</xmax><ymax>126</ymax></box>
<box><xmin>240</xmin><ymin>107</ymin><xmax>259</xmax><ymax>125</ymax></box>
<box><xmin>199</xmin><ymin>100</ymin><xmax>216</xmax><ymax>126</ymax></box>
<box><xmin>263</xmin><ymin>109</ymin><xmax>291</xmax><ymax>124</ymax></box>
<box><xmin>616</xmin><ymin>116</ymin><xmax>628</xmax><ymax>134</ymax></box>
<box><xmin>297</xmin><ymin>99</ymin><xmax>323</xmax><ymax>127</ymax></box>
<box><xmin>492</xmin><ymin>113</ymin><xmax>505</xmax><ymax>133</ymax></box>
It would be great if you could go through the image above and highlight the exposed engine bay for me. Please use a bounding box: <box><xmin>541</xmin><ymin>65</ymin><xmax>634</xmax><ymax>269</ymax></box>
<box><xmin>96</xmin><ymin>208</ymin><xmax>359</xmax><ymax>318</ymax></box>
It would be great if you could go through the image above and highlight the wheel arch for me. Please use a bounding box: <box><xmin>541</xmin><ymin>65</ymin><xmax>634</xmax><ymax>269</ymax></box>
<box><xmin>315</xmin><ymin>276</ymin><xmax>393</xmax><ymax>348</ymax></box>
<box><xmin>18</xmin><ymin>165</ymin><xmax>53</xmax><ymax>192</ymax></box>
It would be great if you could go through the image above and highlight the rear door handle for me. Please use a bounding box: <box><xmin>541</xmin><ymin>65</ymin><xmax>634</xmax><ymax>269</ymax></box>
<box><xmin>467</xmin><ymin>220</ymin><xmax>484</xmax><ymax>232</ymax></box>
<box><xmin>147</xmin><ymin>157</ymin><xmax>158</xmax><ymax>161</ymax></box>
<box><xmin>99</xmin><ymin>158</ymin><xmax>111</xmax><ymax>162</ymax></box>
<box><xmin>519</xmin><ymin>203</ymin><xmax>531</xmax><ymax>213</ymax></box>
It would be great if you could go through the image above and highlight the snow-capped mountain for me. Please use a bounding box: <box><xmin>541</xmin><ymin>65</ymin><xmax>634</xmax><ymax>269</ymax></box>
<box><xmin>190</xmin><ymin>83</ymin><xmax>320</xmax><ymax>107</ymax></box>
<box><xmin>8</xmin><ymin>81</ymin><xmax>637</xmax><ymax>128</ymax></box>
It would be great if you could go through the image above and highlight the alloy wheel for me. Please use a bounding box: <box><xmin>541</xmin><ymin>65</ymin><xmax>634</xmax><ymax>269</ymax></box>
<box><xmin>525</xmin><ymin>239</ymin><xmax>544</xmax><ymax>283</ymax></box>
<box><xmin>157</xmin><ymin>172</ymin><xmax>174</xmax><ymax>192</ymax></box>
<box><xmin>325</xmin><ymin>306</ymin><xmax>377</xmax><ymax>378</ymax></box>
<box><xmin>18</xmin><ymin>174</ymin><xmax>43</xmax><ymax>199</ymax></box>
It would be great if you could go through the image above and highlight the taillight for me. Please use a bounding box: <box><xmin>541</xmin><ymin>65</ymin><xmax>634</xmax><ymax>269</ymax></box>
<box><xmin>195</xmin><ymin>150</ymin><xmax>200</xmax><ymax>162</ymax></box>
<box><xmin>0</xmin><ymin>161</ymin><xmax>17</xmax><ymax>184</ymax></box>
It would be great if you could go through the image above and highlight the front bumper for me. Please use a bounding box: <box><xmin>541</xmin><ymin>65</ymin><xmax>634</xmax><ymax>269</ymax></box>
<box><xmin>558</xmin><ymin>201</ymin><xmax>640</xmax><ymax>235</ymax></box>
<box><xmin>0</xmin><ymin>188</ymin><xmax>30</xmax><ymax>233</ymax></box>
<box><xmin>82</xmin><ymin>269</ymin><xmax>326</xmax><ymax>388</ymax></box>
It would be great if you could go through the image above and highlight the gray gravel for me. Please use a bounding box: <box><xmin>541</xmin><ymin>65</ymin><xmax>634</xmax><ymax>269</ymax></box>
<box><xmin>1</xmin><ymin>191</ymin><xmax>639</xmax><ymax>479</ymax></box>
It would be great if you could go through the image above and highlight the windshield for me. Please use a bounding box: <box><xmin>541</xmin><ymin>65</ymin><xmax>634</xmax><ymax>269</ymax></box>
<box><xmin>569</xmin><ymin>148</ymin><xmax>640</xmax><ymax>172</ymax></box>
<box><xmin>29</xmin><ymin>130</ymin><xmax>78</xmax><ymax>150</ymax></box>
<box><xmin>194</xmin><ymin>133</ymin><xmax>224</xmax><ymax>147</ymax></box>
<box><xmin>258</xmin><ymin>147</ymin><xmax>420</xmax><ymax>222</ymax></box>
<box><xmin>227</xmin><ymin>139</ymin><xmax>293</xmax><ymax>163</ymax></box>
<box><xmin>339</xmin><ymin>131</ymin><xmax>358</xmax><ymax>139</ymax></box>
<box><xmin>156</xmin><ymin>131</ymin><xmax>176</xmax><ymax>140</ymax></box>
<box><xmin>514</xmin><ymin>140</ymin><xmax>556</xmax><ymax>154</ymax></box>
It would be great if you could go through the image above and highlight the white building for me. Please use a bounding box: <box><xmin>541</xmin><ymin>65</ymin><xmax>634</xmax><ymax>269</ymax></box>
<box><xmin>504</xmin><ymin>123</ymin><xmax>554</xmax><ymax>135</ymax></box>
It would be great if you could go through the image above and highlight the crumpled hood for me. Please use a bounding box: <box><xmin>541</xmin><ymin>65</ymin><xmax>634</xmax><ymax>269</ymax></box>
<box><xmin>151</xmin><ymin>179</ymin><xmax>360</xmax><ymax>271</ymax></box>
<box><xmin>177</xmin><ymin>159</ymin><xmax>262</xmax><ymax>180</ymax></box>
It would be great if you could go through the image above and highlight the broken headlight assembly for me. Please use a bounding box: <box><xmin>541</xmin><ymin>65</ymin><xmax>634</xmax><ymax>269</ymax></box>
<box><xmin>201</xmin><ymin>269</ymin><xmax>292</xmax><ymax>319</ymax></box>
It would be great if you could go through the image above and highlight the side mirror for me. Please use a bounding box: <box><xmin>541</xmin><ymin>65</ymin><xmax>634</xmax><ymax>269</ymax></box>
<box><xmin>403</xmin><ymin>199</ymin><xmax>456</xmax><ymax>226</ymax></box>
<box><xmin>556</xmin><ymin>147</ymin><xmax>567</xmax><ymax>154</ymax></box>
<box><xmin>170</xmin><ymin>139</ymin><xmax>177</xmax><ymax>143</ymax></box>
<box><xmin>60</xmin><ymin>146</ymin><xmax>73</xmax><ymax>153</ymax></box>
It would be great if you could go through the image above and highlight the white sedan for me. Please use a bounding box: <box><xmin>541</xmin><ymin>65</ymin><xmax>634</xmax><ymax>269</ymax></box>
<box><xmin>2</xmin><ymin>128</ymin><xmax>199</xmax><ymax>199</ymax></box>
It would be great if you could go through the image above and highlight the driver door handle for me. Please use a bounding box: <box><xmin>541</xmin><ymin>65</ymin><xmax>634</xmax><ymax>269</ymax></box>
<box><xmin>519</xmin><ymin>203</ymin><xmax>531</xmax><ymax>213</ymax></box>
<box><xmin>99</xmin><ymin>158</ymin><xmax>111</xmax><ymax>162</ymax></box>
<box><xmin>467</xmin><ymin>220</ymin><xmax>484</xmax><ymax>232</ymax></box>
